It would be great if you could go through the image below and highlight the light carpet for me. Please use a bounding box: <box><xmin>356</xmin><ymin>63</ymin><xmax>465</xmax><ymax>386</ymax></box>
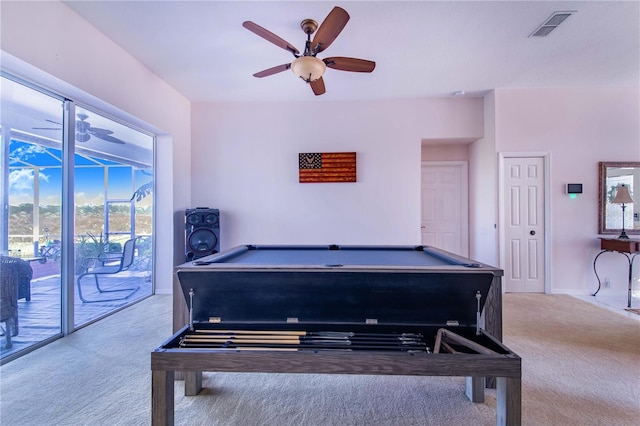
<box><xmin>0</xmin><ymin>294</ymin><xmax>638</xmax><ymax>425</ymax></box>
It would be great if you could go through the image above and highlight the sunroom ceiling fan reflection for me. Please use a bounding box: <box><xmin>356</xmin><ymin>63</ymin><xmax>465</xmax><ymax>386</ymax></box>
<box><xmin>33</xmin><ymin>113</ymin><xmax>125</xmax><ymax>144</ymax></box>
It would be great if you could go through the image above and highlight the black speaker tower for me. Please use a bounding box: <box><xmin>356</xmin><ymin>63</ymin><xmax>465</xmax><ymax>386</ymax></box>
<box><xmin>185</xmin><ymin>208</ymin><xmax>220</xmax><ymax>262</ymax></box>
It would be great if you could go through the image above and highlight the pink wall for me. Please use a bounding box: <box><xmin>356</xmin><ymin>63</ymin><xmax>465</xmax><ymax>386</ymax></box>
<box><xmin>191</xmin><ymin>98</ymin><xmax>484</xmax><ymax>248</ymax></box>
<box><xmin>468</xmin><ymin>91</ymin><xmax>499</xmax><ymax>267</ymax></box>
<box><xmin>421</xmin><ymin>144</ymin><xmax>470</xmax><ymax>162</ymax></box>
<box><xmin>494</xmin><ymin>87</ymin><xmax>640</xmax><ymax>294</ymax></box>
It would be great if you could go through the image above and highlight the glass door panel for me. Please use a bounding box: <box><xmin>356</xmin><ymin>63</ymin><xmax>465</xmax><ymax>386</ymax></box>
<box><xmin>106</xmin><ymin>201</ymin><xmax>132</xmax><ymax>244</ymax></box>
<box><xmin>1</xmin><ymin>76</ymin><xmax>64</xmax><ymax>361</ymax></box>
<box><xmin>73</xmin><ymin>106</ymin><xmax>153</xmax><ymax>327</ymax></box>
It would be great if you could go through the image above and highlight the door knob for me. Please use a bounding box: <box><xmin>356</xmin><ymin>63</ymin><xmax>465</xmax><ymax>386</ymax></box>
<box><xmin>530</xmin><ymin>230</ymin><xmax>536</xmax><ymax>236</ymax></box>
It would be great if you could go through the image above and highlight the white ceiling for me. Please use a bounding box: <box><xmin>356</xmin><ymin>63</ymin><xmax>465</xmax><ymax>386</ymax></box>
<box><xmin>56</xmin><ymin>1</ymin><xmax>640</xmax><ymax>103</ymax></box>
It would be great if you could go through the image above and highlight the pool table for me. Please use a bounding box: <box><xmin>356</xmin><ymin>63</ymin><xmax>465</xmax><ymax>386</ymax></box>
<box><xmin>155</xmin><ymin>245</ymin><xmax>518</xmax><ymax>426</ymax></box>
<box><xmin>172</xmin><ymin>244</ymin><xmax>503</xmax><ymax>340</ymax></box>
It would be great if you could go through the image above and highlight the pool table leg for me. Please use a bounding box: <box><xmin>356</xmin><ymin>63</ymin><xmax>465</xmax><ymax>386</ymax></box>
<box><xmin>496</xmin><ymin>376</ymin><xmax>521</xmax><ymax>426</ymax></box>
<box><xmin>465</xmin><ymin>376</ymin><xmax>485</xmax><ymax>403</ymax></box>
<box><xmin>185</xmin><ymin>371</ymin><xmax>203</xmax><ymax>396</ymax></box>
<box><xmin>152</xmin><ymin>370</ymin><xmax>174</xmax><ymax>426</ymax></box>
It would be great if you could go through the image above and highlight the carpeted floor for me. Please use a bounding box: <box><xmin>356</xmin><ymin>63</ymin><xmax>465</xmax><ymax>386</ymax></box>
<box><xmin>0</xmin><ymin>293</ymin><xmax>638</xmax><ymax>425</ymax></box>
<box><xmin>503</xmin><ymin>294</ymin><xmax>640</xmax><ymax>426</ymax></box>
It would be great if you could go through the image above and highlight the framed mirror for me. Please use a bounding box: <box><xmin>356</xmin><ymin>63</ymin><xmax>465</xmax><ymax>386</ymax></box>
<box><xmin>598</xmin><ymin>162</ymin><xmax>640</xmax><ymax>235</ymax></box>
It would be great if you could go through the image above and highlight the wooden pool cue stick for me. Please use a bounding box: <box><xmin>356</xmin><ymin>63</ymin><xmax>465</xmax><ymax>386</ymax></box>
<box><xmin>182</xmin><ymin>337</ymin><xmax>350</xmax><ymax>346</ymax></box>
<box><xmin>186</xmin><ymin>335</ymin><xmax>317</xmax><ymax>340</ymax></box>
<box><xmin>179</xmin><ymin>341</ymin><xmax>429</xmax><ymax>352</ymax></box>
<box><xmin>187</xmin><ymin>334</ymin><xmax>301</xmax><ymax>340</ymax></box>
<box><xmin>196</xmin><ymin>329</ymin><xmax>307</xmax><ymax>336</ymax></box>
<box><xmin>183</xmin><ymin>333</ymin><xmax>425</xmax><ymax>341</ymax></box>
<box><xmin>184</xmin><ymin>334</ymin><xmax>425</xmax><ymax>344</ymax></box>
<box><xmin>182</xmin><ymin>337</ymin><xmax>305</xmax><ymax>345</ymax></box>
<box><xmin>194</xmin><ymin>329</ymin><xmax>424</xmax><ymax>337</ymax></box>
<box><xmin>180</xmin><ymin>339</ymin><xmax>427</xmax><ymax>350</ymax></box>
<box><xmin>177</xmin><ymin>347</ymin><xmax>301</xmax><ymax>352</ymax></box>
<box><xmin>194</xmin><ymin>329</ymin><xmax>424</xmax><ymax>339</ymax></box>
<box><xmin>180</xmin><ymin>334</ymin><xmax>428</xmax><ymax>349</ymax></box>
<box><xmin>182</xmin><ymin>334</ymin><xmax>426</xmax><ymax>347</ymax></box>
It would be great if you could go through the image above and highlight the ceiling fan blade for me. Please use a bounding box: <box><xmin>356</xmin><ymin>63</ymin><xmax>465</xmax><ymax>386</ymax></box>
<box><xmin>87</xmin><ymin>126</ymin><xmax>112</xmax><ymax>135</ymax></box>
<box><xmin>323</xmin><ymin>57</ymin><xmax>376</xmax><ymax>73</ymax></box>
<box><xmin>88</xmin><ymin>127</ymin><xmax>126</xmax><ymax>144</ymax></box>
<box><xmin>253</xmin><ymin>63</ymin><xmax>291</xmax><ymax>78</ymax></box>
<box><xmin>96</xmin><ymin>134</ymin><xmax>126</xmax><ymax>144</ymax></box>
<box><xmin>312</xmin><ymin>6</ymin><xmax>350</xmax><ymax>54</ymax></box>
<box><xmin>310</xmin><ymin>77</ymin><xmax>326</xmax><ymax>96</ymax></box>
<box><xmin>33</xmin><ymin>119</ymin><xmax>63</xmax><ymax>131</ymax></box>
<box><xmin>243</xmin><ymin>21</ymin><xmax>300</xmax><ymax>55</ymax></box>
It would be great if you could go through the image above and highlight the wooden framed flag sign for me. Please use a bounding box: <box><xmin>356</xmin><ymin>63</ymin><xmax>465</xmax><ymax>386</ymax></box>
<box><xmin>298</xmin><ymin>152</ymin><xmax>357</xmax><ymax>183</ymax></box>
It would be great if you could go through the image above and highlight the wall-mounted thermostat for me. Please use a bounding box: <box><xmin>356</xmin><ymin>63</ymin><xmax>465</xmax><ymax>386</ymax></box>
<box><xmin>566</xmin><ymin>183</ymin><xmax>583</xmax><ymax>195</ymax></box>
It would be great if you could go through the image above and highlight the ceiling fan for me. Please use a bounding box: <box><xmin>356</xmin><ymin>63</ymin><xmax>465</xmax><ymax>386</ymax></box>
<box><xmin>243</xmin><ymin>6</ymin><xmax>375</xmax><ymax>96</ymax></box>
<box><xmin>33</xmin><ymin>113</ymin><xmax>125</xmax><ymax>144</ymax></box>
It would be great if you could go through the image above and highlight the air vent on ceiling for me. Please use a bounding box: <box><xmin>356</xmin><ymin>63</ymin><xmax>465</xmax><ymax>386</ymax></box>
<box><xmin>529</xmin><ymin>11</ymin><xmax>575</xmax><ymax>37</ymax></box>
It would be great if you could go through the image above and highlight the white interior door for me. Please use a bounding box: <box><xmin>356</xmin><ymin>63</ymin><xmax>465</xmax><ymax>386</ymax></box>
<box><xmin>421</xmin><ymin>162</ymin><xmax>468</xmax><ymax>256</ymax></box>
<box><xmin>502</xmin><ymin>157</ymin><xmax>546</xmax><ymax>292</ymax></box>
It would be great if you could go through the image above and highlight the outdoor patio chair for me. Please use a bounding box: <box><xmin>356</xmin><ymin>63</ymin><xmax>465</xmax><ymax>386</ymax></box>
<box><xmin>40</xmin><ymin>240</ymin><xmax>61</xmax><ymax>263</ymax></box>
<box><xmin>76</xmin><ymin>239</ymin><xmax>140</xmax><ymax>303</ymax></box>
<box><xmin>16</xmin><ymin>258</ymin><xmax>33</xmax><ymax>301</ymax></box>
<box><xmin>1</xmin><ymin>256</ymin><xmax>31</xmax><ymax>348</ymax></box>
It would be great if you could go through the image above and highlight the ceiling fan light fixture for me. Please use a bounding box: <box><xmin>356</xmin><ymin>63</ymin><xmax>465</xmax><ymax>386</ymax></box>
<box><xmin>291</xmin><ymin>56</ymin><xmax>326</xmax><ymax>83</ymax></box>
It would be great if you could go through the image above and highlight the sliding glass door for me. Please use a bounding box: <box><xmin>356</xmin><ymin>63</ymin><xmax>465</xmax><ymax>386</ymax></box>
<box><xmin>1</xmin><ymin>74</ymin><xmax>155</xmax><ymax>362</ymax></box>
<box><xmin>1</xmin><ymin>76</ymin><xmax>65</xmax><ymax>360</ymax></box>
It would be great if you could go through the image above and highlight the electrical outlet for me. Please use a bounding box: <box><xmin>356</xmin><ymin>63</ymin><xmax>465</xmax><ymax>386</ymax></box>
<box><xmin>604</xmin><ymin>277</ymin><xmax>611</xmax><ymax>288</ymax></box>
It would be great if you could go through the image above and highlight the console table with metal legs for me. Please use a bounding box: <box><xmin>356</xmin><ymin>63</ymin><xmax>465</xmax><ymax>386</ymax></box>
<box><xmin>593</xmin><ymin>238</ymin><xmax>640</xmax><ymax>308</ymax></box>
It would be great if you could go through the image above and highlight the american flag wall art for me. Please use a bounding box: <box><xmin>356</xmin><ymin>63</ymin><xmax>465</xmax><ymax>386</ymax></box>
<box><xmin>298</xmin><ymin>152</ymin><xmax>357</xmax><ymax>183</ymax></box>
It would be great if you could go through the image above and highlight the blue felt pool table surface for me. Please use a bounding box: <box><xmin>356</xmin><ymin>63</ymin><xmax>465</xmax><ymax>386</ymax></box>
<box><xmin>193</xmin><ymin>245</ymin><xmax>483</xmax><ymax>268</ymax></box>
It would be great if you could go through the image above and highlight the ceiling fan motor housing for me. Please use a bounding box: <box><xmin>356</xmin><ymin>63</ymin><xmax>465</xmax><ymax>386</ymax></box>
<box><xmin>300</xmin><ymin>19</ymin><xmax>318</xmax><ymax>35</ymax></box>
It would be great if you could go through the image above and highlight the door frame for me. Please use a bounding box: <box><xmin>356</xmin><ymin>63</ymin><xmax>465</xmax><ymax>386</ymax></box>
<box><xmin>421</xmin><ymin>161</ymin><xmax>469</xmax><ymax>257</ymax></box>
<box><xmin>498</xmin><ymin>152</ymin><xmax>552</xmax><ymax>293</ymax></box>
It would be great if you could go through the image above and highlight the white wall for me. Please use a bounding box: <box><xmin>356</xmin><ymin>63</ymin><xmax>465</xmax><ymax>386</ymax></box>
<box><xmin>494</xmin><ymin>87</ymin><xmax>640</xmax><ymax>294</ymax></box>
<box><xmin>192</xmin><ymin>98</ymin><xmax>484</xmax><ymax>248</ymax></box>
<box><xmin>0</xmin><ymin>1</ymin><xmax>192</xmax><ymax>293</ymax></box>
